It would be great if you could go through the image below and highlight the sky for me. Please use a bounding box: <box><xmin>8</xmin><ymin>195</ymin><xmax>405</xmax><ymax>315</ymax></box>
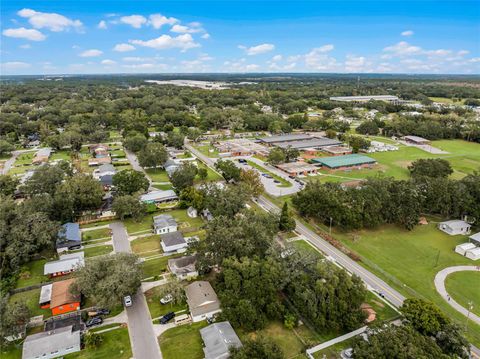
<box><xmin>1</xmin><ymin>0</ymin><xmax>479</xmax><ymax>75</ymax></box>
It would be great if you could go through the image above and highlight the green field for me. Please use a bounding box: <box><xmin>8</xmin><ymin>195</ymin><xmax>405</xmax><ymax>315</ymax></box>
<box><xmin>131</xmin><ymin>235</ymin><xmax>162</xmax><ymax>257</ymax></box>
<box><xmin>9</xmin><ymin>288</ymin><xmax>51</xmax><ymax>318</ymax></box>
<box><xmin>141</xmin><ymin>254</ymin><xmax>182</xmax><ymax>279</ymax></box>
<box><xmin>15</xmin><ymin>259</ymin><xmax>50</xmax><ymax>289</ymax></box>
<box><xmin>82</xmin><ymin>228</ymin><xmax>111</xmax><ymax>241</ymax></box>
<box><xmin>195</xmin><ymin>161</ymin><xmax>222</xmax><ymax>182</ymax></box>
<box><xmin>82</xmin><ymin>245</ymin><xmax>113</xmax><ymax>257</ymax></box>
<box><xmin>65</xmin><ymin>327</ymin><xmax>132</xmax><ymax>359</ymax></box>
<box><xmin>194</xmin><ymin>144</ymin><xmax>220</xmax><ymax>158</ymax></box>
<box><xmin>146</xmin><ymin>168</ymin><xmax>170</xmax><ymax>182</ymax></box>
<box><xmin>445</xmin><ymin>271</ymin><xmax>480</xmax><ymax>317</ymax></box>
<box><xmin>50</xmin><ymin>150</ymin><xmax>71</xmax><ymax>162</ymax></box>
<box><xmin>429</xmin><ymin>97</ymin><xmax>465</xmax><ymax>104</ymax></box>
<box><xmin>159</xmin><ymin>322</ymin><xmax>208</xmax><ymax>359</ymax></box>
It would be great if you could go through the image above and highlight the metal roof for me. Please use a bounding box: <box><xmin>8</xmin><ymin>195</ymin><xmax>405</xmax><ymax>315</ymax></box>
<box><xmin>161</xmin><ymin>231</ymin><xmax>186</xmax><ymax>247</ymax></box>
<box><xmin>200</xmin><ymin>321</ymin><xmax>242</xmax><ymax>359</ymax></box>
<box><xmin>439</xmin><ymin>220</ymin><xmax>471</xmax><ymax>229</ymax></box>
<box><xmin>259</xmin><ymin>133</ymin><xmax>313</xmax><ymax>143</ymax></box>
<box><xmin>275</xmin><ymin>137</ymin><xmax>342</xmax><ymax>149</ymax></box>
<box><xmin>153</xmin><ymin>214</ymin><xmax>177</xmax><ymax>229</ymax></box>
<box><xmin>140</xmin><ymin>190</ymin><xmax>178</xmax><ymax>203</ymax></box>
<box><xmin>58</xmin><ymin>223</ymin><xmax>81</xmax><ymax>243</ymax></box>
<box><xmin>44</xmin><ymin>252</ymin><xmax>84</xmax><ymax>275</ymax></box>
<box><xmin>22</xmin><ymin>325</ymin><xmax>80</xmax><ymax>359</ymax></box>
<box><xmin>39</xmin><ymin>284</ymin><xmax>53</xmax><ymax>304</ymax></box>
<box><xmin>330</xmin><ymin>95</ymin><xmax>399</xmax><ymax>102</ymax></box>
<box><xmin>312</xmin><ymin>154</ymin><xmax>377</xmax><ymax>168</ymax></box>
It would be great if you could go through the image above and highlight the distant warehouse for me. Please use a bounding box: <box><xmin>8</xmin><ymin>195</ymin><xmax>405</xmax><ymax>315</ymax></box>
<box><xmin>312</xmin><ymin>154</ymin><xmax>377</xmax><ymax>170</ymax></box>
<box><xmin>259</xmin><ymin>133</ymin><xmax>342</xmax><ymax>150</ymax></box>
<box><xmin>329</xmin><ymin>95</ymin><xmax>399</xmax><ymax>103</ymax></box>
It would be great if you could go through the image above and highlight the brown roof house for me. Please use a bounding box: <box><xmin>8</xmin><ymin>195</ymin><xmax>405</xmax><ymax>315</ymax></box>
<box><xmin>185</xmin><ymin>281</ymin><xmax>221</xmax><ymax>322</ymax></box>
<box><xmin>50</xmin><ymin>278</ymin><xmax>81</xmax><ymax>316</ymax></box>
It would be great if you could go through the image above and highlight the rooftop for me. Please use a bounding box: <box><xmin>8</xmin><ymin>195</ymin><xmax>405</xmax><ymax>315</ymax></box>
<box><xmin>185</xmin><ymin>281</ymin><xmax>221</xmax><ymax>318</ymax></box>
<box><xmin>200</xmin><ymin>321</ymin><xmax>242</xmax><ymax>359</ymax></box>
<box><xmin>154</xmin><ymin>214</ymin><xmax>177</xmax><ymax>229</ymax></box>
<box><xmin>329</xmin><ymin>95</ymin><xmax>399</xmax><ymax>102</ymax></box>
<box><xmin>277</xmin><ymin>161</ymin><xmax>318</xmax><ymax>171</ymax></box>
<box><xmin>439</xmin><ymin>220</ymin><xmax>471</xmax><ymax>229</ymax></box>
<box><xmin>22</xmin><ymin>325</ymin><xmax>80</xmax><ymax>359</ymax></box>
<box><xmin>140</xmin><ymin>189</ymin><xmax>178</xmax><ymax>203</ymax></box>
<box><xmin>58</xmin><ymin>223</ymin><xmax>81</xmax><ymax>243</ymax></box>
<box><xmin>44</xmin><ymin>252</ymin><xmax>85</xmax><ymax>275</ymax></box>
<box><xmin>168</xmin><ymin>255</ymin><xmax>197</xmax><ymax>275</ymax></box>
<box><xmin>312</xmin><ymin>154</ymin><xmax>377</xmax><ymax>168</ymax></box>
<box><xmin>404</xmin><ymin>135</ymin><xmax>430</xmax><ymax>142</ymax></box>
<box><xmin>161</xmin><ymin>231</ymin><xmax>186</xmax><ymax>247</ymax></box>
<box><xmin>50</xmin><ymin>278</ymin><xmax>80</xmax><ymax>308</ymax></box>
<box><xmin>275</xmin><ymin>137</ymin><xmax>342</xmax><ymax>149</ymax></box>
<box><xmin>259</xmin><ymin>133</ymin><xmax>313</xmax><ymax>143</ymax></box>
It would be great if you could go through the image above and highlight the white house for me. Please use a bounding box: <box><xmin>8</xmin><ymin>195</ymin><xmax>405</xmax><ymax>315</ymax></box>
<box><xmin>185</xmin><ymin>281</ymin><xmax>222</xmax><ymax>323</ymax></box>
<box><xmin>153</xmin><ymin>214</ymin><xmax>177</xmax><ymax>234</ymax></box>
<box><xmin>438</xmin><ymin>220</ymin><xmax>471</xmax><ymax>236</ymax></box>
<box><xmin>168</xmin><ymin>255</ymin><xmax>198</xmax><ymax>280</ymax></box>
<box><xmin>455</xmin><ymin>243</ymin><xmax>476</xmax><ymax>256</ymax></box>
<box><xmin>140</xmin><ymin>190</ymin><xmax>178</xmax><ymax>205</ymax></box>
<box><xmin>469</xmin><ymin>232</ymin><xmax>480</xmax><ymax>246</ymax></box>
<box><xmin>200</xmin><ymin>322</ymin><xmax>242</xmax><ymax>359</ymax></box>
<box><xmin>160</xmin><ymin>231</ymin><xmax>187</xmax><ymax>252</ymax></box>
<box><xmin>93</xmin><ymin>163</ymin><xmax>116</xmax><ymax>179</ymax></box>
<box><xmin>465</xmin><ymin>247</ymin><xmax>480</xmax><ymax>261</ymax></box>
<box><xmin>22</xmin><ymin>325</ymin><xmax>80</xmax><ymax>359</ymax></box>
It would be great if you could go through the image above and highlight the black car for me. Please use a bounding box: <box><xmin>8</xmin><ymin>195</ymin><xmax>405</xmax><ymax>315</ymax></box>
<box><xmin>86</xmin><ymin>317</ymin><xmax>103</xmax><ymax>327</ymax></box>
<box><xmin>96</xmin><ymin>308</ymin><xmax>110</xmax><ymax>316</ymax></box>
<box><xmin>160</xmin><ymin>312</ymin><xmax>175</xmax><ymax>324</ymax></box>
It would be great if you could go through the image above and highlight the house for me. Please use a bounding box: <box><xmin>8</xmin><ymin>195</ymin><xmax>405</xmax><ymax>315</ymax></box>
<box><xmin>39</xmin><ymin>279</ymin><xmax>80</xmax><ymax>315</ymax></box>
<box><xmin>88</xmin><ymin>156</ymin><xmax>112</xmax><ymax>166</ymax></box>
<box><xmin>312</xmin><ymin>154</ymin><xmax>377</xmax><ymax>171</ymax></box>
<box><xmin>93</xmin><ymin>163</ymin><xmax>116</xmax><ymax>179</ymax></box>
<box><xmin>32</xmin><ymin>148</ymin><xmax>52</xmax><ymax>165</ymax></box>
<box><xmin>403</xmin><ymin>135</ymin><xmax>430</xmax><ymax>145</ymax></box>
<box><xmin>276</xmin><ymin>161</ymin><xmax>317</xmax><ymax>177</ymax></box>
<box><xmin>469</xmin><ymin>232</ymin><xmax>480</xmax><ymax>246</ymax></box>
<box><xmin>455</xmin><ymin>243</ymin><xmax>476</xmax><ymax>256</ymax></box>
<box><xmin>465</xmin><ymin>247</ymin><xmax>480</xmax><ymax>261</ymax></box>
<box><xmin>164</xmin><ymin>159</ymin><xmax>181</xmax><ymax>176</ymax></box>
<box><xmin>22</xmin><ymin>325</ymin><xmax>81</xmax><ymax>359</ymax></box>
<box><xmin>89</xmin><ymin>144</ymin><xmax>109</xmax><ymax>157</ymax></box>
<box><xmin>185</xmin><ymin>281</ymin><xmax>222</xmax><ymax>322</ymax></box>
<box><xmin>168</xmin><ymin>255</ymin><xmax>198</xmax><ymax>280</ymax></box>
<box><xmin>99</xmin><ymin>174</ymin><xmax>114</xmax><ymax>190</ymax></box>
<box><xmin>200</xmin><ymin>321</ymin><xmax>242</xmax><ymax>359</ymax></box>
<box><xmin>56</xmin><ymin>223</ymin><xmax>81</xmax><ymax>253</ymax></box>
<box><xmin>153</xmin><ymin>214</ymin><xmax>178</xmax><ymax>234</ymax></box>
<box><xmin>140</xmin><ymin>190</ymin><xmax>178</xmax><ymax>205</ymax></box>
<box><xmin>438</xmin><ymin>220</ymin><xmax>471</xmax><ymax>236</ymax></box>
<box><xmin>161</xmin><ymin>231</ymin><xmax>187</xmax><ymax>252</ymax></box>
<box><xmin>44</xmin><ymin>252</ymin><xmax>84</xmax><ymax>278</ymax></box>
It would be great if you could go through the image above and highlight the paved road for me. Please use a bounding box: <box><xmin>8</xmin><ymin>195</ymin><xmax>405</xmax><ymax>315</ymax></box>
<box><xmin>1</xmin><ymin>149</ymin><xmax>36</xmax><ymax>175</ymax></box>
<box><xmin>125</xmin><ymin>149</ymin><xmax>153</xmax><ymax>190</ymax></box>
<box><xmin>110</xmin><ymin>222</ymin><xmax>162</xmax><ymax>359</ymax></box>
<box><xmin>434</xmin><ymin>266</ymin><xmax>480</xmax><ymax>325</ymax></box>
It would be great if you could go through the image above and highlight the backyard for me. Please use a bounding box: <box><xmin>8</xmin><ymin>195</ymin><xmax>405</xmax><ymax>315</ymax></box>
<box><xmin>131</xmin><ymin>235</ymin><xmax>162</xmax><ymax>257</ymax></box>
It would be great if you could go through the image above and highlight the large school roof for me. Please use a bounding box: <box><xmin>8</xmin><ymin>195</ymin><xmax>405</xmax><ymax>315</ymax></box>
<box><xmin>259</xmin><ymin>133</ymin><xmax>313</xmax><ymax>143</ymax></box>
<box><xmin>329</xmin><ymin>95</ymin><xmax>399</xmax><ymax>102</ymax></box>
<box><xmin>312</xmin><ymin>154</ymin><xmax>377</xmax><ymax>168</ymax></box>
<box><xmin>275</xmin><ymin>137</ymin><xmax>341</xmax><ymax>149</ymax></box>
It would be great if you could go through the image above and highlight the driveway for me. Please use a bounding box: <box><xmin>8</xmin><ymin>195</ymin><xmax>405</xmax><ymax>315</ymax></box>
<box><xmin>110</xmin><ymin>221</ymin><xmax>162</xmax><ymax>359</ymax></box>
<box><xmin>434</xmin><ymin>265</ymin><xmax>480</xmax><ymax>325</ymax></box>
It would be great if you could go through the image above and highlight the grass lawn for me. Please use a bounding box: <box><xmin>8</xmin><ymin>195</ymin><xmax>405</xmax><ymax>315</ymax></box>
<box><xmin>331</xmin><ymin>222</ymin><xmax>480</xmax><ymax>345</ymax></box>
<box><xmin>141</xmin><ymin>255</ymin><xmax>178</xmax><ymax>279</ymax></box>
<box><xmin>152</xmin><ymin>183</ymin><xmax>174</xmax><ymax>190</ymax></box>
<box><xmin>159</xmin><ymin>321</ymin><xmax>209</xmax><ymax>359</ymax></box>
<box><xmin>291</xmin><ymin>239</ymin><xmax>323</xmax><ymax>259</ymax></box>
<box><xmin>169</xmin><ymin>209</ymin><xmax>205</xmax><ymax>234</ymax></box>
<box><xmin>66</xmin><ymin>327</ymin><xmax>132</xmax><ymax>359</ymax></box>
<box><xmin>246</xmin><ymin>160</ymin><xmax>292</xmax><ymax>188</ymax></box>
<box><xmin>50</xmin><ymin>150</ymin><xmax>71</xmax><ymax>162</ymax></box>
<box><xmin>445</xmin><ymin>271</ymin><xmax>480</xmax><ymax>317</ymax></box>
<box><xmin>145</xmin><ymin>286</ymin><xmax>187</xmax><ymax>319</ymax></box>
<box><xmin>16</xmin><ymin>258</ymin><xmax>50</xmax><ymax>289</ymax></box>
<box><xmin>146</xmin><ymin>168</ymin><xmax>170</xmax><ymax>182</ymax></box>
<box><xmin>194</xmin><ymin>144</ymin><xmax>220</xmax><ymax>158</ymax></box>
<box><xmin>195</xmin><ymin>162</ymin><xmax>222</xmax><ymax>182</ymax></box>
<box><xmin>429</xmin><ymin>97</ymin><xmax>465</xmax><ymax>104</ymax></box>
<box><xmin>80</xmin><ymin>220</ymin><xmax>114</xmax><ymax>229</ymax></box>
<box><xmin>1</xmin><ymin>342</ymin><xmax>22</xmax><ymax>359</ymax></box>
<box><xmin>131</xmin><ymin>235</ymin><xmax>162</xmax><ymax>256</ymax></box>
<box><xmin>124</xmin><ymin>213</ymin><xmax>154</xmax><ymax>234</ymax></box>
<box><xmin>82</xmin><ymin>245</ymin><xmax>113</xmax><ymax>257</ymax></box>
<box><xmin>9</xmin><ymin>288</ymin><xmax>51</xmax><ymax>318</ymax></box>
<box><xmin>82</xmin><ymin>228</ymin><xmax>111</xmax><ymax>241</ymax></box>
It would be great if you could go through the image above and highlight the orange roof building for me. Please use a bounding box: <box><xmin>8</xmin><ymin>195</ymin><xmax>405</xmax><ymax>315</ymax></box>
<box><xmin>50</xmin><ymin>278</ymin><xmax>81</xmax><ymax>316</ymax></box>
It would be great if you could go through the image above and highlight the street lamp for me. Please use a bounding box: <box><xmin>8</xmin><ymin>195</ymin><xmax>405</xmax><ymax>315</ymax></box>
<box><xmin>465</xmin><ymin>301</ymin><xmax>473</xmax><ymax>332</ymax></box>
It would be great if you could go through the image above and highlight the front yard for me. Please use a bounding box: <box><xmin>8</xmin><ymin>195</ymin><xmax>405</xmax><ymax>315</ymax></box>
<box><xmin>145</xmin><ymin>286</ymin><xmax>187</xmax><ymax>319</ymax></box>
<box><xmin>158</xmin><ymin>321</ymin><xmax>209</xmax><ymax>359</ymax></box>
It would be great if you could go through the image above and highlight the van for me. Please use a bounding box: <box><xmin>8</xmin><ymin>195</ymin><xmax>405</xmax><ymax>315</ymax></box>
<box><xmin>174</xmin><ymin>314</ymin><xmax>192</xmax><ymax>325</ymax></box>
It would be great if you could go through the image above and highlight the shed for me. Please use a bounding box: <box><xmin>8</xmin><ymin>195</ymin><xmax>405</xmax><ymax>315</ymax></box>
<box><xmin>403</xmin><ymin>135</ymin><xmax>430</xmax><ymax>145</ymax></box>
<box><xmin>466</xmin><ymin>247</ymin><xmax>480</xmax><ymax>261</ymax></box>
<box><xmin>22</xmin><ymin>325</ymin><xmax>80</xmax><ymax>359</ymax></box>
<box><xmin>438</xmin><ymin>220</ymin><xmax>471</xmax><ymax>236</ymax></box>
<box><xmin>160</xmin><ymin>231</ymin><xmax>187</xmax><ymax>252</ymax></box>
<box><xmin>185</xmin><ymin>281</ymin><xmax>222</xmax><ymax>322</ymax></box>
<box><xmin>200</xmin><ymin>321</ymin><xmax>242</xmax><ymax>359</ymax></box>
<box><xmin>455</xmin><ymin>243</ymin><xmax>476</xmax><ymax>256</ymax></box>
<box><xmin>469</xmin><ymin>232</ymin><xmax>480</xmax><ymax>246</ymax></box>
<box><xmin>39</xmin><ymin>284</ymin><xmax>53</xmax><ymax>307</ymax></box>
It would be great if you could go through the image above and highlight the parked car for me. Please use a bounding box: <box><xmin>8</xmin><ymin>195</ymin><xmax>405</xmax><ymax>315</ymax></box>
<box><xmin>86</xmin><ymin>317</ymin><xmax>103</xmax><ymax>327</ymax></box>
<box><xmin>237</xmin><ymin>159</ymin><xmax>247</xmax><ymax>164</ymax></box>
<box><xmin>96</xmin><ymin>308</ymin><xmax>110</xmax><ymax>315</ymax></box>
<box><xmin>160</xmin><ymin>294</ymin><xmax>173</xmax><ymax>305</ymax></box>
<box><xmin>160</xmin><ymin>312</ymin><xmax>175</xmax><ymax>324</ymax></box>
<box><xmin>273</xmin><ymin>179</ymin><xmax>280</xmax><ymax>184</ymax></box>
<box><xmin>124</xmin><ymin>295</ymin><xmax>133</xmax><ymax>307</ymax></box>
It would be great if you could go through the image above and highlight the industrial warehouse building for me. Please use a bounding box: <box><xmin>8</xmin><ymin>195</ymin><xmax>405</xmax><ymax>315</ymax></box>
<box><xmin>312</xmin><ymin>154</ymin><xmax>377</xmax><ymax>170</ymax></box>
<box><xmin>329</xmin><ymin>95</ymin><xmax>400</xmax><ymax>103</ymax></box>
<box><xmin>259</xmin><ymin>133</ymin><xmax>342</xmax><ymax>152</ymax></box>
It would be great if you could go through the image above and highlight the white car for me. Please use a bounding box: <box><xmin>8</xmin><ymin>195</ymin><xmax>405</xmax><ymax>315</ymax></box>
<box><xmin>124</xmin><ymin>295</ymin><xmax>133</xmax><ymax>307</ymax></box>
<box><xmin>160</xmin><ymin>294</ymin><xmax>173</xmax><ymax>304</ymax></box>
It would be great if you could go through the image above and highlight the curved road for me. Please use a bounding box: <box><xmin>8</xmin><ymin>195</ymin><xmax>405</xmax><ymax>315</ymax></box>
<box><xmin>434</xmin><ymin>266</ymin><xmax>480</xmax><ymax>325</ymax></box>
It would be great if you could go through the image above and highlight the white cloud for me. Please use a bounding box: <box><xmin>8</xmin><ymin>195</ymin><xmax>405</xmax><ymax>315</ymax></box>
<box><xmin>3</xmin><ymin>27</ymin><xmax>46</xmax><ymax>41</ymax></box>
<box><xmin>79</xmin><ymin>49</ymin><xmax>103</xmax><ymax>57</ymax></box>
<box><xmin>98</xmin><ymin>20</ymin><xmax>107</xmax><ymax>29</ymax></box>
<box><xmin>130</xmin><ymin>34</ymin><xmax>200</xmax><ymax>52</ymax></box>
<box><xmin>120</xmin><ymin>15</ymin><xmax>147</xmax><ymax>28</ymax></box>
<box><xmin>317</xmin><ymin>44</ymin><xmax>334</xmax><ymax>53</ymax></box>
<box><xmin>20</xmin><ymin>44</ymin><xmax>31</xmax><ymax>49</ymax></box>
<box><xmin>304</xmin><ymin>47</ymin><xmax>339</xmax><ymax>71</ymax></box>
<box><xmin>425</xmin><ymin>49</ymin><xmax>452</xmax><ymax>57</ymax></box>
<box><xmin>148</xmin><ymin>14</ymin><xmax>178</xmax><ymax>29</ymax></box>
<box><xmin>272</xmin><ymin>55</ymin><xmax>283</xmax><ymax>62</ymax></box>
<box><xmin>344</xmin><ymin>55</ymin><xmax>372</xmax><ymax>72</ymax></box>
<box><xmin>401</xmin><ymin>30</ymin><xmax>414</xmax><ymax>37</ymax></box>
<box><xmin>101</xmin><ymin>59</ymin><xmax>116</xmax><ymax>65</ymax></box>
<box><xmin>201</xmin><ymin>33</ymin><xmax>210</xmax><ymax>39</ymax></box>
<box><xmin>171</xmin><ymin>24</ymin><xmax>203</xmax><ymax>34</ymax></box>
<box><xmin>122</xmin><ymin>56</ymin><xmax>152</xmax><ymax>62</ymax></box>
<box><xmin>240</xmin><ymin>43</ymin><xmax>275</xmax><ymax>55</ymax></box>
<box><xmin>383</xmin><ymin>41</ymin><xmax>422</xmax><ymax>57</ymax></box>
<box><xmin>113</xmin><ymin>43</ymin><xmax>136</xmax><ymax>52</ymax></box>
<box><xmin>17</xmin><ymin>8</ymin><xmax>82</xmax><ymax>32</ymax></box>
<box><xmin>1</xmin><ymin>61</ymin><xmax>31</xmax><ymax>69</ymax></box>
<box><xmin>458</xmin><ymin>50</ymin><xmax>470</xmax><ymax>56</ymax></box>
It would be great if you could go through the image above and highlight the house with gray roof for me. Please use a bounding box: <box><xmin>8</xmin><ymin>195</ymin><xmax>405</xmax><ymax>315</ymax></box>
<box><xmin>56</xmin><ymin>223</ymin><xmax>81</xmax><ymax>253</ymax></box>
<box><xmin>469</xmin><ymin>232</ymin><xmax>480</xmax><ymax>246</ymax></box>
<box><xmin>153</xmin><ymin>214</ymin><xmax>178</xmax><ymax>234</ymax></box>
<box><xmin>200</xmin><ymin>321</ymin><xmax>242</xmax><ymax>359</ymax></box>
<box><xmin>161</xmin><ymin>231</ymin><xmax>187</xmax><ymax>252</ymax></box>
<box><xmin>22</xmin><ymin>325</ymin><xmax>80</xmax><ymax>359</ymax></box>
<box><xmin>93</xmin><ymin>163</ymin><xmax>116</xmax><ymax>179</ymax></box>
<box><xmin>185</xmin><ymin>281</ymin><xmax>222</xmax><ymax>322</ymax></box>
<box><xmin>168</xmin><ymin>255</ymin><xmax>198</xmax><ymax>280</ymax></box>
<box><xmin>438</xmin><ymin>220</ymin><xmax>471</xmax><ymax>236</ymax></box>
<box><xmin>44</xmin><ymin>252</ymin><xmax>84</xmax><ymax>277</ymax></box>
<box><xmin>140</xmin><ymin>190</ymin><xmax>178</xmax><ymax>204</ymax></box>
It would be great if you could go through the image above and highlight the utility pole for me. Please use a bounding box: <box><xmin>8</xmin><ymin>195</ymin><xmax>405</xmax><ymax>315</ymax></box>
<box><xmin>329</xmin><ymin>217</ymin><xmax>333</xmax><ymax>234</ymax></box>
<box><xmin>465</xmin><ymin>301</ymin><xmax>473</xmax><ymax>332</ymax></box>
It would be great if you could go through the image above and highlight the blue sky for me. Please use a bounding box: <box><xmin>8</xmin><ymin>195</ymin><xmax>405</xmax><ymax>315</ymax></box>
<box><xmin>1</xmin><ymin>1</ymin><xmax>479</xmax><ymax>75</ymax></box>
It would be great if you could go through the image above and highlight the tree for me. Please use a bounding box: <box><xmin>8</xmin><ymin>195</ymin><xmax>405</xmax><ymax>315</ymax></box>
<box><xmin>401</xmin><ymin>298</ymin><xmax>448</xmax><ymax>336</ymax></box>
<box><xmin>197</xmin><ymin>167</ymin><xmax>208</xmax><ymax>181</ymax></box>
<box><xmin>112</xmin><ymin>195</ymin><xmax>146</xmax><ymax>221</ymax></box>
<box><xmin>112</xmin><ymin>170</ymin><xmax>149</xmax><ymax>195</ymax></box>
<box><xmin>230</xmin><ymin>336</ymin><xmax>284</xmax><ymax>359</ymax></box>
<box><xmin>267</xmin><ymin>148</ymin><xmax>286</xmax><ymax>165</ymax></box>
<box><xmin>356</xmin><ymin>120</ymin><xmax>380</xmax><ymax>135</ymax></box>
<box><xmin>346</xmin><ymin>135</ymin><xmax>371</xmax><ymax>153</ymax></box>
<box><xmin>283</xmin><ymin>146</ymin><xmax>300</xmax><ymax>162</ymax></box>
<box><xmin>165</xmin><ymin>132</ymin><xmax>185</xmax><ymax>149</ymax></box>
<box><xmin>408</xmin><ymin>158</ymin><xmax>453</xmax><ymax>179</ymax></box>
<box><xmin>179</xmin><ymin>186</ymin><xmax>205</xmax><ymax>210</ymax></box>
<box><xmin>215</xmin><ymin>159</ymin><xmax>241</xmax><ymax>182</ymax></box>
<box><xmin>170</xmin><ymin>162</ymin><xmax>198</xmax><ymax>191</ymax></box>
<box><xmin>71</xmin><ymin>253</ymin><xmax>142</xmax><ymax>308</ymax></box>
<box><xmin>239</xmin><ymin>169</ymin><xmax>264</xmax><ymax>197</ymax></box>
<box><xmin>154</xmin><ymin>278</ymin><xmax>185</xmax><ymax>305</ymax></box>
<box><xmin>123</xmin><ymin>133</ymin><xmax>148</xmax><ymax>153</ymax></box>
<box><xmin>279</xmin><ymin>203</ymin><xmax>296</xmax><ymax>231</ymax></box>
<box><xmin>187</xmin><ymin>127</ymin><xmax>203</xmax><ymax>142</ymax></box>
<box><xmin>0</xmin><ymin>297</ymin><xmax>31</xmax><ymax>343</ymax></box>
<box><xmin>325</xmin><ymin>129</ymin><xmax>337</xmax><ymax>139</ymax></box>
<box><xmin>0</xmin><ymin>175</ymin><xmax>19</xmax><ymax>196</ymax></box>
<box><xmin>84</xmin><ymin>332</ymin><xmax>103</xmax><ymax>348</ymax></box>
<box><xmin>0</xmin><ymin>140</ymin><xmax>15</xmax><ymax>156</ymax></box>
<box><xmin>202</xmin><ymin>185</ymin><xmax>248</xmax><ymax>218</ymax></box>
<box><xmin>54</xmin><ymin>174</ymin><xmax>104</xmax><ymax>221</ymax></box>
<box><xmin>22</xmin><ymin>164</ymin><xmax>67</xmax><ymax>196</ymax></box>
<box><xmin>138</xmin><ymin>142</ymin><xmax>168</xmax><ymax>169</ymax></box>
